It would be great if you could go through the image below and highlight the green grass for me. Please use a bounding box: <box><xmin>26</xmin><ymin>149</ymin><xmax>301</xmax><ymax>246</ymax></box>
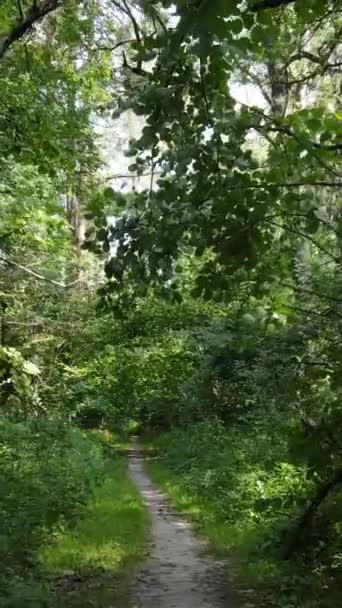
<box><xmin>41</xmin><ymin>447</ymin><xmax>148</xmax><ymax>608</ymax></box>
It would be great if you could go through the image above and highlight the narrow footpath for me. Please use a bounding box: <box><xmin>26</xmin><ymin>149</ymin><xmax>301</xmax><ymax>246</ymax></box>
<box><xmin>128</xmin><ymin>441</ymin><xmax>233</xmax><ymax>608</ymax></box>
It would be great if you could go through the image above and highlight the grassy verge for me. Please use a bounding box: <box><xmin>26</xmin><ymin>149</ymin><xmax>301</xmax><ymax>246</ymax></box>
<box><xmin>146</xmin><ymin>453</ymin><xmax>233</xmax><ymax>554</ymax></box>
<box><xmin>142</xmin><ymin>428</ymin><xmax>340</xmax><ymax>608</ymax></box>
<box><xmin>41</xmin><ymin>435</ymin><xmax>148</xmax><ymax>608</ymax></box>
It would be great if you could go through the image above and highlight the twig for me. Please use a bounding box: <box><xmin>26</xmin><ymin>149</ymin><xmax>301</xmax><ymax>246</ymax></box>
<box><xmin>280</xmin><ymin>282</ymin><xmax>342</xmax><ymax>303</ymax></box>
<box><xmin>280</xmin><ymin>303</ymin><xmax>329</xmax><ymax>318</ymax></box>
<box><xmin>95</xmin><ymin>38</ymin><xmax>136</xmax><ymax>53</ymax></box>
<box><xmin>100</xmin><ymin>171</ymin><xmax>162</xmax><ymax>181</ymax></box>
<box><xmin>0</xmin><ymin>254</ymin><xmax>80</xmax><ymax>288</ymax></box>
<box><xmin>264</xmin><ymin>219</ymin><xmax>340</xmax><ymax>263</ymax></box>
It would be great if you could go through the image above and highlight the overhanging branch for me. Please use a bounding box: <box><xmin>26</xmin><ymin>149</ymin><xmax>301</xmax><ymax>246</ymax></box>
<box><xmin>0</xmin><ymin>0</ymin><xmax>63</xmax><ymax>60</ymax></box>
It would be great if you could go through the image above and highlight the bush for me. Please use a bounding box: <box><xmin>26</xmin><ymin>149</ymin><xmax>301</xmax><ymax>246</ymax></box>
<box><xmin>156</xmin><ymin>420</ymin><xmax>309</xmax><ymax>526</ymax></box>
<box><xmin>0</xmin><ymin>419</ymin><xmax>107</xmax><ymax>605</ymax></box>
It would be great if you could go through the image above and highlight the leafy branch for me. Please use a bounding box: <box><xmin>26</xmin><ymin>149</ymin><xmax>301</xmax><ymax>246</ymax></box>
<box><xmin>0</xmin><ymin>0</ymin><xmax>64</xmax><ymax>59</ymax></box>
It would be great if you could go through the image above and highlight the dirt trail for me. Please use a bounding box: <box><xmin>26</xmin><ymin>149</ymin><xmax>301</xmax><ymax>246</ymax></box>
<box><xmin>128</xmin><ymin>441</ymin><xmax>233</xmax><ymax>608</ymax></box>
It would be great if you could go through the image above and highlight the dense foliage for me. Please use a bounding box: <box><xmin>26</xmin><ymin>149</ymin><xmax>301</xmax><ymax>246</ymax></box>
<box><xmin>0</xmin><ymin>0</ymin><xmax>341</xmax><ymax>607</ymax></box>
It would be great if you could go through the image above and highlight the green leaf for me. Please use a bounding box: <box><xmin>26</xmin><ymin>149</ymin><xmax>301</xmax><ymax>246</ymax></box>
<box><xmin>22</xmin><ymin>361</ymin><xmax>40</xmax><ymax>376</ymax></box>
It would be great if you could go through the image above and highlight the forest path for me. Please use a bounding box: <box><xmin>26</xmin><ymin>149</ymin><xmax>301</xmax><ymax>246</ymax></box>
<box><xmin>128</xmin><ymin>439</ymin><xmax>233</xmax><ymax>608</ymax></box>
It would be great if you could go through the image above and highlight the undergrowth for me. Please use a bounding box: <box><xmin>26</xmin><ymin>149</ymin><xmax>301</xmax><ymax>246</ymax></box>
<box><xmin>0</xmin><ymin>424</ymin><xmax>147</xmax><ymax>608</ymax></box>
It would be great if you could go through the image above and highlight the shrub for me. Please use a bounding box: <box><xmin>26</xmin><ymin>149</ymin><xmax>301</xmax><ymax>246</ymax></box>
<box><xmin>0</xmin><ymin>419</ymin><xmax>106</xmax><ymax>604</ymax></box>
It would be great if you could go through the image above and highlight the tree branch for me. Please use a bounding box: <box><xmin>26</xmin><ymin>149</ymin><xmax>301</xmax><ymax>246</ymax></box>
<box><xmin>286</xmin><ymin>50</ymin><xmax>326</xmax><ymax>67</ymax></box>
<box><xmin>244</xmin><ymin>68</ymin><xmax>274</xmax><ymax>108</ymax></box>
<box><xmin>0</xmin><ymin>0</ymin><xmax>63</xmax><ymax>60</ymax></box>
<box><xmin>264</xmin><ymin>219</ymin><xmax>340</xmax><ymax>263</ymax></box>
<box><xmin>95</xmin><ymin>38</ymin><xmax>136</xmax><ymax>53</ymax></box>
<box><xmin>254</xmin><ymin>123</ymin><xmax>342</xmax><ymax>152</ymax></box>
<box><xmin>280</xmin><ymin>302</ymin><xmax>330</xmax><ymax>318</ymax></box>
<box><xmin>280</xmin><ymin>282</ymin><xmax>342</xmax><ymax>303</ymax></box>
<box><xmin>251</xmin><ymin>0</ymin><xmax>297</xmax><ymax>10</ymax></box>
<box><xmin>0</xmin><ymin>254</ymin><xmax>80</xmax><ymax>288</ymax></box>
<box><xmin>100</xmin><ymin>172</ymin><xmax>162</xmax><ymax>181</ymax></box>
<box><xmin>224</xmin><ymin>181</ymin><xmax>342</xmax><ymax>191</ymax></box>
<box><xmin>122</xmin><ymin>0</ymin><xmax>142</xmax><ymax>46</ymax></box>
<box><xmin>111</xmin><ymin>0</ymin><xmax>142</xmax><ymax>46</ymax></box>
